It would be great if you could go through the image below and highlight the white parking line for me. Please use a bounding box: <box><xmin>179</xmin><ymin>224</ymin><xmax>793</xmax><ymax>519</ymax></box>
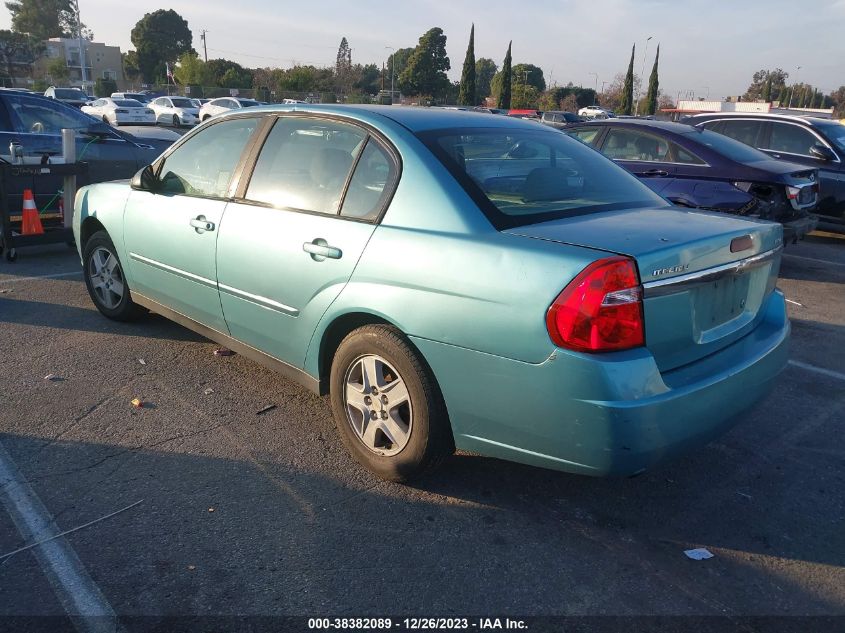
<box><xmin>783</xmin><ymin>253</ymin><xmax>845</xmax><ymax>268</ymax></box>
<box><xmin>0</xmin><ymin>270</ymin><xmax>82</xmax><ymax>284</ymax></box>
<box><xmin>0</xmin><ymin>440</ymin><xmax>122</xmax><ymax>633</ymax></box>
<box><xmin>788</xmin><ymin>360</ymin><xmax>845</xmax><ymax>382</ymax></box>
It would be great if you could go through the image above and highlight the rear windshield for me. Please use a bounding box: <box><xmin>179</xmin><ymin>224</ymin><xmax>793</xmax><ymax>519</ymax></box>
<box><xmin>170</xmin><ymin>98</ymin><xmax>193</xmax><ymax>108</ymax></box>
<box><xmin>237</xmin><ymin>99</ymin><xmax>259</xmax><ymax>107</ymax></box>
<box><xmin>113</xmin><ymin>99</ymin><xmax>143</xmax><ymax>107</ymax></box>
<box><xmin>54</xmin><ymin>89</ymin><xmax>86</xmax><ymax>100</ymax></box>
<box><xmin>681</xmin><ymin>128</ymin><xmax>773</xmax><ymax>163</ymax></box>
<box><xmin>419</xmin><ymin>127</ymin><xmax>668</xmax><ymax>229</ymax></box>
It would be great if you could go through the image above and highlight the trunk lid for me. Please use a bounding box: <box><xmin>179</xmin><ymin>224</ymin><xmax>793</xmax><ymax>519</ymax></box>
<box><xmin>506</xmin><ymin>207</ymin><xmax>783</xmax><ymax>371</ymax></box>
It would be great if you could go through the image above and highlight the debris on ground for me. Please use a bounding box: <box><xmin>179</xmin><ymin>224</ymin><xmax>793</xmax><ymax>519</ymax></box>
<box><xmin>736</xmin><ymin>491</ymin><xmax>752</xmax><ymax>499</ymax></box>
<box><xmin>203</xmin><ymin>387</ymin><xmax>214</xmax><ymax>395</ymax></box>
<box><xmin>256</xmin><ymin>404</ymin><xmax>277</xmax><ymax>415</ymax></box>
<box><xmin>187</xmin><ymin>565</ymin><xmax>196</xmax><ymax>571</ymax></box>
<box><xmin>208</xmin><ymin>507</ymin><xmax>215</xmax><ymax>513</ymax></box>
<box><xmin>0</xmin><ymin>288</ymin><xmax>11</xmax><ymax>294</ymax></box>
<box><xmin>131</xmin><ymin>398</ymin><xmax>144</xmax><ymax>408</ymax></box>
<box><xmin>138</xmin><ymin>358</ymin><xmax>146</xmax><ymax>365</ymax></box>
<box><xmin>214</xmin><ymin>348</ymin><xmax>235</xmax><ymax>357</ymax></box>
<box><xmin>785</xmin><ymin>298</ymin><xmax>803</xmax><ymax>307</ymax></box>
<box><xmin>684</xmin><ymin>548</ymin><xmax>714</xmax><ymax>560</ymax></box>
<box><xmin>43</xmin><ymin>373</ymin><xmax>63</xmax><ymax>381</ymax></box>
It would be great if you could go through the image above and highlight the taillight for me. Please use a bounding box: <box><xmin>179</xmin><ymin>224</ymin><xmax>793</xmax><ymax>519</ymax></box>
<box><xmin>546</xmin><ymin>256</ymin><xmax>645</xmax><ymax>353</ymax></box>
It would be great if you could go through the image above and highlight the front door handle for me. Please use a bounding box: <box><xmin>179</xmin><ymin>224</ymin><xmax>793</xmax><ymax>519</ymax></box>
<box><xmin>189</xmin><ymin>216</ymin><xmax>215</xmax><ymax>232</ymax></box>
<box><xmin>641</xmin><ymin>169</ymin><xmax>669</xmax><ymax>177</ymax></box>
<box><xmin>303</xmin><ymin>238</ymin><xmax>342</xmax><ymax>261</ymax></box>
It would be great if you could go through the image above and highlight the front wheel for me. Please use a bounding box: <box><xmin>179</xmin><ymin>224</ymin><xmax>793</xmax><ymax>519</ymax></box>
<box><xmin>172</xmin><ymin>114</ymin><xmax>180</xmax><ymax>127</ymax></box>
<box><xmin>330</xmin><ymin>325</ymin><xmax>454</xmax><ymax>482</ymax></box>
<box><xmin>82</xmin><ymin>231</ymin><xmax>145</xmax><ymax>321</ymax></box>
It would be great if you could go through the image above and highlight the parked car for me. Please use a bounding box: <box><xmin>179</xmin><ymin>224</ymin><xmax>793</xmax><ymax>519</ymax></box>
<box><xmin>0</xmin><ymin>89</ymin><xmax>174</xmax><ymax>232</ymax></box>
<box><xmin>73</xmin><ymin>105</ymin><xmax>789</xmax><ymax>482</ymax></box>
<box><xmin>540</xmin><ymin>111</ymin><xmax>585</xmax><ymax>129</ymax></box>
<box><xmin>578</xmin><ymin>105</ymin><xmax>613</xmax><ymax>119</ymax></box>
<box><xmin>190</xmin><ymin>98</ymin><xmax>210</xmax><ymax>109</ymax></box>
<box><xmin>566</xmin><ymin>119</ymin><xmax>819</xmax><ymax>242</ymax></box>
<box><xmin>44</xmin><ymin>86</ymin><xmax>91</xmax><ymax>108</ymax></box>
<box><xmin>199</xmin><ymin>97</ymin><xmax>261</xmax><ymax>122</ymax></box>
<box><xmin>148</xmin><ymin>96</ymin><xmax>199</xmax><ymax>127</ymax></box>
<box><xmin>111</xmin><ymin>92</ymin><xmax>152</xmax><ymax>104</ymax></box>
<box><xmin>82</xmin><ymin>98</ymin><xmax>155</xmax><ymax>126</ymax></box>
<box><xmin>683</xmin><ymin>113</ymin><xmax>845</xmax><ymax>232</ymax></box>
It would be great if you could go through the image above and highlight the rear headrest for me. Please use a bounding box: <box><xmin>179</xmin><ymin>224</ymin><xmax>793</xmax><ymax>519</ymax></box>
<box><xmin>522</xmin><ymin>167</ymin><xmax>578</xmax><ymax>202</ymax></box>
<box><xmin>310</xmin><ymin>148</ymin><xmax>353</xmax><ymax>187</ymax></box>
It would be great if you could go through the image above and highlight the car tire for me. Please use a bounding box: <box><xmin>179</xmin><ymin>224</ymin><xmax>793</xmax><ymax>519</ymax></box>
<box><xmin>82</xmin><ymin>230</ymin><xmax>145</xmax><ymax>321</ymax></box>
<box><xmin>172</xmin><ymin>114</ymin><xmax>180</xmax><ymax>127</ymax></box>
<box><xmin>330</xmin><ymin>324</ymin><xmax>454</xmax><ymax>482</ymax></box>
<box><xmin>202</xmin><ymin>115</ymin><xmax>210</xmax><ymax>122</ymax></box>
<box><xmin>102</xmin><ymin>115</ymin><xmax>109</xmax><ymax>124</ymax></box>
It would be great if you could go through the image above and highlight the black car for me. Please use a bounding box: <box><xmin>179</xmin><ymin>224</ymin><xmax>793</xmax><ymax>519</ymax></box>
<box><xmin>540</xmin><ymin>111</ymin><xmax>585</xmax><ymax>129</ymax></box>
<box><xmin>683</xmin><ymin>113</ymin><xmax>845</xmax><ymax>232</ymax></box>
<box><xmin>0</xmin><ymin>89</ymin><xmax>174</xmax><ymax>226</ymax></box>
<box><xmin>566</xmin><ymin>119</ymin><xmax>819</xmax><ymax>241</ymax></box>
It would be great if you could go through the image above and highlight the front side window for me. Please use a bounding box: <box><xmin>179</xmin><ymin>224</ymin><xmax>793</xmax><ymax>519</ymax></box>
<box><xmin>245</xmin><ymin>117</ymin><xmax>366</xmax><ymax>214</ymax></box>
<box><xmin>158</xmin><ymin>117</ymin><xmax>258</xmax><ymax>198</ymax></box>
<box><xmin>769</xmin><ymin>123</ymin><xmax>818</xmax><ymax>156</ymax></box>
<box><xmin>602</xmin><ymin>129</ymin><xmax>669</xmax><ymax>162</ymax></box>
<box><xmin>421</xmin><ymin>126</ymin><xmax>668</xmax><ymax>229</ymax></box>
<box><xmin>566</xmin><ymin>127</ymin><xmax>600</xmax><ymax>145</ymax></box>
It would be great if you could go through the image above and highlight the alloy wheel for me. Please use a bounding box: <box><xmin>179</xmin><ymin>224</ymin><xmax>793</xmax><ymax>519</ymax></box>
<box><xmin>88</xmin><ymin>246</ymin><xmax>125</xmax><ymax>309</ymax></box>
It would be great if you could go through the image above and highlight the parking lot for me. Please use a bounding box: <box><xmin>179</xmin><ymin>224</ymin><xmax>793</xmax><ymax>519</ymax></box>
<box><xmin>0</xmin><ymin>233</ymin><xmax>843</xmax><ymax>628</ymax></box>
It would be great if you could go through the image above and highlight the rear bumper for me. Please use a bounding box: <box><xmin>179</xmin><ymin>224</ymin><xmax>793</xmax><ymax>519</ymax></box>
<box><xmin>412</xmin><ymin>290</ymin><xmax>790</xmax><ymax>477</ymax></box>
<box><xmin>782</xmin><ymin>214</ymin><xmax>818</xmax><ymax>243</ymax></box>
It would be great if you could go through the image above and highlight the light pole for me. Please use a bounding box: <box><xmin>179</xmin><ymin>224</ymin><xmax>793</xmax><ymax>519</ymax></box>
<box><xmin>385</xmin><ymin>46</ymin><xmax>395</xmax><ymax>100</ymax></box>
<box><xmin>72</xmin><ymin>0</ymin><xmax>87</xmax><ymax>92</ymax></box>
<box><xmin>634</xmin><ymin>35</ymin><xmax>652</xmax><ymax>116</ymax></box>
<box><xmin>588</xmin><ymin>72</ymin><xmax>598</xmax><ymax>104</ymax></box>
<box><xmin>703</xmin><ymin>86</ymin><xmax>710</xmax><ymax>100</ymax></box>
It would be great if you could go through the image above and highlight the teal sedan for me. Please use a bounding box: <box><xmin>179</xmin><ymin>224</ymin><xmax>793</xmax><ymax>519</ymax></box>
<box><xmin>73</xmin><ymin>105</ymin><xmax>790</xmax><ymax>482</ymax></box>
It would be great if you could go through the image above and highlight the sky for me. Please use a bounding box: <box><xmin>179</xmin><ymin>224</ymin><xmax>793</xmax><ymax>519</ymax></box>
<box><xmin>3</xmin><ymin>0</ymin><xmax>843</xmax><ymax>100</ymax></box>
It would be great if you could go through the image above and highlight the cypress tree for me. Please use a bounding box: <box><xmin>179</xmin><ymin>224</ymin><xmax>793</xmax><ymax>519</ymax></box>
<box><xmin>620</xmin><ymin>44</ymin><xmax>635</xmax><ymax>115</ymax></box>
<box><xmin>761</xmin><ymin>74</ymin><xmax>772</xmax><ymax>102</ymax></box>
<box><xmin>458</xmin><ymin>24</ymin><xmax>476</xmax><ymax>106</ymax></box>
<box><xmin>645</xmin><ymin>44</ymin><xmax>660</xmax><ymax>115</ymax></box>
<box><xmin>497</xmin><ymin>41</ymin><xmax>512</xmax><ymax>110</ymax></box>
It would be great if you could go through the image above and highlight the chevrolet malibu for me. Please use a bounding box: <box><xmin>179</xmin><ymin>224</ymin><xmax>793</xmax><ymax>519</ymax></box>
<box><xmin>73</xmin><ymin>105</ymin><xmax>790</xmax><ymax>482</ymax></box>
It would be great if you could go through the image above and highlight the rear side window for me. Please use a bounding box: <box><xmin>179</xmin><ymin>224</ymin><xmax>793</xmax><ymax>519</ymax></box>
<box><xmin>717</xmin><ymin>120</ymin><xmax>764</xmax><ymax>148</ymax></box>
<box><xmin>602</xmin><ymin>129</ymin><xmax>669</xmax><ymax>161</ymax></box>
<box><xmin>420</xmin><ymin>126</ymin><xmax>668</xmax><ymax>229</ymax></box>
<box><xmin>245</xmin><ymin>117</ymin><xmax>366</xmax><ymax>215</ymax></box>
<box><xmin>567</xmin><ymin>127</ymin><xmax>600</xmax><ymax>145</ymax></box>
<box><xmin>769</xmin><ymin>123</ymin><xmax>817</xmax><ymax>156</ymax></box>
<box><xmin>340</xmin><ymin>139</ymin><xmax>396</xmax><ymax>221</ymax></box>
<box><xmin>158</xmin><ymin>117</ymin><xmax>258</xmax><ymax>197</ymax></box>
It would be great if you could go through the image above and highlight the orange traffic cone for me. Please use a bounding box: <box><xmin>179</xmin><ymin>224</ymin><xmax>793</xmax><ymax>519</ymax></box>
<box><xmin>21</xmin><ymin>189</ymin><xmax>44</xmax><ymax>235</ymax></box>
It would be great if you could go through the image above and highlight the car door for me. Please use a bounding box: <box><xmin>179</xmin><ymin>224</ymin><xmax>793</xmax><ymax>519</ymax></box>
<box><xmin>123</xmin><ymin>116</ymin><xmax>261</xmax><ymax>333</ymax></box>
<box><xmin>151</xmin><ymin>97</ymin><xmax>169</xmax><ymax>123</ymax></box>
<box><xmin>216</xmin><ymin>115</ymin><xmax>398</xmax><ymax>367</ymax></box>
<box><xmin>761</xmin><ymin>121</ymin><xmax>844</xmax><ymax>219</ymax></box>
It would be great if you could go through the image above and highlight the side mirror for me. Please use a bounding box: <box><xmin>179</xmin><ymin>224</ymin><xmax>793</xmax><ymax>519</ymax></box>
<box><xmin>809</xmin><ymin>144</ymin><xmax>836</xmax><ymax>162</ymax></box>
<box><xmin>131</xmin><ymin>165</ymin><xmax>158</xmax><ymax>192</ymax></box>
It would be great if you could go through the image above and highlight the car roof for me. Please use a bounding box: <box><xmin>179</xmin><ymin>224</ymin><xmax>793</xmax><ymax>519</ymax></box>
<box><xmin>219</xmin><ymin>103</ymin><xmax>543</xmax><ymax>133</ymax></box>
<box><xmin>572</xmin><ymin>118</ymin><xmax>697</xmax><ymax>134</ymax></box>
<box><xmin>685</xmin><ymin>112</ymin><xmax>835</xmax><ymax>127</ymax></box>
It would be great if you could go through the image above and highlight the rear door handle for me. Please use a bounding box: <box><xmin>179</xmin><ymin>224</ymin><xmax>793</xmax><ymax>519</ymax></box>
<box><xmin>641</xmin><ymin>169</ymin><xmax>669</xmax><ymax>177</ymax></box>
<box><xmin>303</xmin><ymin>239</ymin><xmax>342</xmax><ymax>261</ymax></box>
<box><xmin>189</xmin><ymin>216</ymin><xmax>215</xmax><ymax>232</ymax></box>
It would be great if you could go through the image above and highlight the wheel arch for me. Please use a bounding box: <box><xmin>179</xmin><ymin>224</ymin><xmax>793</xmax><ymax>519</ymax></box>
<box><xmin>79</xmin><ymin>216</ymin><xmax>107</xmax><ymax>250</ymax></box>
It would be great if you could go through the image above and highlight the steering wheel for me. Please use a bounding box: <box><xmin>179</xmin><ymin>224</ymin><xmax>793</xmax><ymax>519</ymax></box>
<box><xmin>30</xmin><ymin>121</ymin><xmax>45</xmax><ymax>134</ymax></box>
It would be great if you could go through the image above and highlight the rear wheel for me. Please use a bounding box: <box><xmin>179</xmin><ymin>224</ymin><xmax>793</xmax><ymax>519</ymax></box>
<box><xmin>82</xmin><ymin>231</ymin><xmax>145</xmax><ymax>321</ymax></box>
<box><xmin>330</xmin><ymin>325</ymin><xmax>453</xmax><ymax>482</ymax></box>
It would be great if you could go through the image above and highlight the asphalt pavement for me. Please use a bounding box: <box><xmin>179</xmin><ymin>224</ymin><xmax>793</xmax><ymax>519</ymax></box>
<box><xmin>0</xmin><ymin>232</ymin><xmax>843</xmax><ymax>631</ymax></box>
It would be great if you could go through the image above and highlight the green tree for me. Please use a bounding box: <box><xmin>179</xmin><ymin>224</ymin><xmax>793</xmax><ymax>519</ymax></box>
<box><xmin>496</xmin><ymin>41</ymin><xmax>512</xmax><ymax>109</ymax></box>
<box><xmin>5</xmin><ymin>0</ymin><xmax>90</xmax><ymax>40</ymax></box>
<box><xmin>399</xmin><ymin>27</ymin><xmax>451</xmax><ymax>98</ymax></box>
<box><xmin>761</xmin><ymin>74</ymin><xmax>772</xmax><ymax>102</ymax></box>
<box><xmin>512</xmin><ymin>63</ymin><xmax>545</xmax><ymax>92</ymax></box>
<box><xmin>457</xmin><ymin>24</ymin><xmax>476</xmax><ymax>106</ymax></box>
<box><xmin>46</xmin><ymin>56</ymin><xmax>69</xmax><ymax>83</ymax></box>
<box><xmin>204</xmin><ymin>58</ymin><xmax>250</xmax><ymax>87</ymax></box>
<box><xmin>743</xmin><ymin>68</ymin><xmax>788</xmax><ymax>101</ymax></box>
<box><xmin>620</xmin><ymin>43</ymin><xmax>635</xmax><ymax>115</ymax></box>
<box><xmin>122</xmin><ymin>51</ymin><xmax>140</xmax><ymax>86</ymax></box>
<box><xmin>353</xmin><ymin>63</ymin><xmax>381</xmax><ymax>94</ymax></box>
<box><xmin>386</xmin><ymin>47</ymin><xmax>413</xmax><ymax>92</ymax></box>
<box><xmin>130</xmin><ymin>9</ymin><xmax>193</xmax><ymax>83</ymax></box>
<box><xmin>335</xmin><ymin>36</ymin><xmax>352</xmax><ymax>95</ymax></box>
<box><xmin>475</xmin><ymin>57</ymin><xmax>496</xmax><ymax>103</ymax></box>
<box><xmin>0</xmin><ymin>29</ymin><xmax>42</xmax><ymax>84</ymax></box>
<box><xmin>645</xmin><ymin>44</ymin><xmax>660</xmax><ymax>115</ymax></box>
<box><xmin>173</xmin><ymin>52</ymin><xmax>210</xmax><ymax>86</ymax></box>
